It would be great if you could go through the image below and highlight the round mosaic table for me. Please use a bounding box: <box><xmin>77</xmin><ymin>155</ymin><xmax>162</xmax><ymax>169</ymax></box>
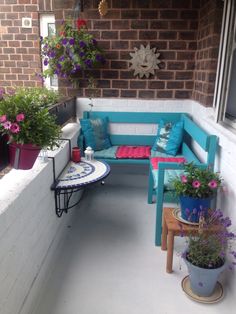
<box><xmin>51</xmin><ymin>158</ymin><xmax>110</xmax><ymax>217</ymax></box>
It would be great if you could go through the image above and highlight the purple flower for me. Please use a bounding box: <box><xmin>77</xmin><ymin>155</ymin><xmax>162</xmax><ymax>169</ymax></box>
<box><xmin>49</xmin><ymin>51</ymin><xmax>56</xmax><ymax>58</ymax></box>
<box><xmin>85</xmin><ymin>59</ymin><xmax>92</xmax><ymax>68</ymax></box>
<box><xmin>61</xmin><ymin>38</ymin><xmax>68</xmax><ymax>45</ymax></box>
<box><xmin>69</xmin><ymin>38</ymin><xmax>75</xmax><ymax>45</ymax></box>
<box><xmin>79</xmin><ymin>52</ymin><xmax>85</xmax><ymax>57</ymax></box>
<box><xmin>43</xmin><ymin>59</ymin><xmax>49</xmax><ymax>66</ymax></box>
<box><xmin>75</xmin><ymin>64</ymin><xmax>81</xmax><ymax>71</ymax></box>
<box><xmin>192</xmin><ymin>180</ymin><xmax>201</xmax><ymax>188</ymax></box>
<box><xmin>92</xmin><ymin>38</ymin><xmax>97</xmax><ymax>45</ymax></box>
<box><xmin>79</xmin><ymin>41</ymin><xmax>86</xmax><ymax>48</ymax></box>
<box><xmin>57</xmin><ymin>63</ymin><xmax>62</xmax><ymax>69</ymax></box>
<box><xmin>59</xmin><ymin>56</ymin><xmax>65</xmax><ymax>62</ymax></box>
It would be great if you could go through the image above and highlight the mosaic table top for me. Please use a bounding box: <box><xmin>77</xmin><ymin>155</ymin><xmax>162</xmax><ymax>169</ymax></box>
<box><xmin>54</xmin><ymin>158</ymin><xmax>110</xmax><ymax>190</ymax></box>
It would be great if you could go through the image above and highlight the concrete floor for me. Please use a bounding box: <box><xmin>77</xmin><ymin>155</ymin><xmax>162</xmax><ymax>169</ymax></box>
<box><xmin>33</xmin><ymin>167</ymin><xmax>234</xmax><ymax>314</ymax></box>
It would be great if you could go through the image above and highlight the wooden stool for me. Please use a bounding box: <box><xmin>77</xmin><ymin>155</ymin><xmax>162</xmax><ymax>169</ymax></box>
<box><xmin>161</xmin><ymin>207</ymin><xmax>220</xmax><ymax>273</ymax></box>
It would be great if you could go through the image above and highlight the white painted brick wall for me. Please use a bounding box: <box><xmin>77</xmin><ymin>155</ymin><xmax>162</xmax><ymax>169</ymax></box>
<box><xmin>0</xmin><ymin>123</ymin><xmax>82</xmax><ymax>314</ymax></box>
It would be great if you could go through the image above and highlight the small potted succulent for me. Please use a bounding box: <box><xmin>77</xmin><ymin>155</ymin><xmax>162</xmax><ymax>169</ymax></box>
<box><xmin>171</xmin><ymin>162</ymin><xmax>222</xmax><ymax>222</ymax></box>
<box><xmin>181</xmin><ymin>209</ymin><xmax>236</xmax><ymax>297</ymax></box>
<box><xmin>0</xmin><ymin>87</ymin><xmax>61</xmax><ymax>169</ymax></box>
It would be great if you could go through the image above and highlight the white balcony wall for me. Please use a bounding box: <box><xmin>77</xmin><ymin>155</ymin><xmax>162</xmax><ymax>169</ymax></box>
<box><xmin>0</xmin><ymin>123</ymin><xmax>81</xmax><ymax>314</ymax></box>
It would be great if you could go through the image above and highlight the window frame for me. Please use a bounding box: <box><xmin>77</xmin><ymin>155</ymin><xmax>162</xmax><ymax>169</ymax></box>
<box><xmin>214</xmin><ymin>0</ymin><xmax>236</xmax><ymax>129</ymax></box>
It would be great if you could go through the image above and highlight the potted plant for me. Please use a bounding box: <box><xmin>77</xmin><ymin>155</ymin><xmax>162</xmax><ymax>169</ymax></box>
<box><xmin>0</xmin><ymin>87</ymin><xmax>61</xmax><ymax>170</ymax></box>
<box><xmin>181</xmin><ymin>209</ymin><xmax>236</xmax><ymax>297</ymax></box>
<box><xmin>171</xmin><ymin>162</ymin><xmax>222</xmax><ymax>222</ymax></box>
<box><xmin>41</xmin><ymin>19</ymin><xmax>105</xmax><ymax>84</ymax></box>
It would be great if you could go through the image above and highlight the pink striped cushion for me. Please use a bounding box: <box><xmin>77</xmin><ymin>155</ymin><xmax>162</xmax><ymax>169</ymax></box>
<box><xmin>150</xmin><ymin>157</ymin><xmax>186</xmax><ymax>170</ymax></box>
<box><xmin>116</xmin><ymin>146</ymin><xmax>151</xmax><ymax>159</ymax></box>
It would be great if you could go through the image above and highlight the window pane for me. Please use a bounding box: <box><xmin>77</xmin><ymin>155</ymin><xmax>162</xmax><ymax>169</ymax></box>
<box><xmin>226</xmin><ymin>49</ymin><xmax>236</xmax><ymax>120</ymax></box>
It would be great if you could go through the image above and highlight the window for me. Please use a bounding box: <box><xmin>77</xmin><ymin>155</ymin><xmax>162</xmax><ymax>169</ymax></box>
<box><xmin>214</xmin><ymin>0</ymin><xmax>236</xmax><ymax>129</ymax></box>
<box><xmin>40</xmin><ymin>14</ymin><xmax>58</xmax><ymax>90</ymax></box>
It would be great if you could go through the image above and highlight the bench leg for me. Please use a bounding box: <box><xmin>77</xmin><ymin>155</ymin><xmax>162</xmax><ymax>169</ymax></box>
<box><xmin>148</xmin><ymin>167</ymin><xmax>154</xmax><ymax>204</ymax></box>
<box><xmin>155</xmin><ymin>168</ymin><xmax>165</xmax><ymax>246</ymax></box>
<box><xmin>161</xmin><ymin>215</ymin><xmax>167</xmax><ymax>251</ymax></box>
<box><xmin>166</xmin><ymin>231</ymin><xmax>174</xmax><ymax>273</ymax></box>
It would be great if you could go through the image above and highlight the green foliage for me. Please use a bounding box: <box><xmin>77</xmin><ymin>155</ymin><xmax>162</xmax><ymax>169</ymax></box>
<box><xmin>182</xmin><ymin>209</ymin><xmax>236</xmax><ymax>269</ymax></box>
<box><xmin>0</xmin><ymin>88</ymin><xmax>61</xmax><ymax>149</ymax></box>
<box><xmin>41</xmin><ymin>19</ymin><xmax>105</xmax><ymax>84</ymax></box>
<box><xmin>171</xmin><ymin>162</ymin><xmax>222</xmax><ymax>198</ymax></box>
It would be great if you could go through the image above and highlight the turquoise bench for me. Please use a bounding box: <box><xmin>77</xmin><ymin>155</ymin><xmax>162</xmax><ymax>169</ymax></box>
<box><xmin>79</xmin><ymin>111</ymin><xmax>218</xmax><ymax>246</ymax></box>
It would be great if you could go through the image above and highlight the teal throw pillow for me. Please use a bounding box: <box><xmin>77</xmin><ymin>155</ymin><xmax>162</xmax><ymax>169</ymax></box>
<box><xmin>79</xmin><ymin>117</ymin><xmax>112</xmax><ymax>151</ymax></box>
<box><xmin>152</xmin><ymin>120</ymin><xmax>184</xmax><ymax>156</ymax></box>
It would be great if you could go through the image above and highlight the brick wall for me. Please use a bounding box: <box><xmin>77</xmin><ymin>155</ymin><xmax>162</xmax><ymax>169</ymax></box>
<box><xmin>192</xmin><ymin>0</ymin><xmax>223</xmax><ymax>106</ymax></box>
<box><xmin>64</xmin><ymin>0</ymin><xmax>199</xmax><ymax>99</ymax></box>
<box><xmin>0</xmin><ymin>0</ymin><xmax>43</xmax><ymax>90</ymax></box>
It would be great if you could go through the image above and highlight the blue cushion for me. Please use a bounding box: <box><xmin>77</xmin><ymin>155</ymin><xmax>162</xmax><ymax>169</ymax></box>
<box><xmin>94</xmin><ymin>146</ymin><xmax>118</xmax><ymax>159</ymax></box>
<box><xmin>80</xmin><ymin>117</ymin><xmax>112</xmax><ymax>151</ymax></box>
<box><xmin>152</xmin><ymin>120</ymin><xmax>184</xmax><ymax>156</ymax></box>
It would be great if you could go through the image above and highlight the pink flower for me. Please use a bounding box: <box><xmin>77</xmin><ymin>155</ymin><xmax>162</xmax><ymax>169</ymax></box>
<box><xmin>16</xmin><ymin>113</ymin><xmax>25</xmax><ymax>122</ymax></box>
<box><xmin>0</xmin><ymin>115</ymin><xmax>7</xmax><ymax>123</ymax></box>
<box><xmin>10</xmin><ymin>123</ymin><xmax>20</xmax><ymax>134</ymax></box>
<box><xmin>192</xmin><ymin>180</ymin><xmax>201</xmax><ymax>188</ymax></box>
<box><xmin>3</xmin><ymin>121</ymin><xmax>11</xmax><ymax>129</ymax></box>
<box><xmin>208</xmin><ymin>180</ymin><xmax>218</xmax><ymax>189</ymax></box>
<box><xmin>181</xmin><ymin>175</ymin><xmax>188</xmax><ymax>183</ymax></box>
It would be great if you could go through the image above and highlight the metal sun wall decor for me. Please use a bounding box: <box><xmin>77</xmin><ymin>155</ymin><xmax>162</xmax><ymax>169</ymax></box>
<box><xmin>98</xmin><ymin>0</ymin><xmax>108</xmax><ymax>16</ymax></box>
<box><xmin>129</xmin><ymin>44</ymin><xmax>161</xmax><ymax>78</ymax></box>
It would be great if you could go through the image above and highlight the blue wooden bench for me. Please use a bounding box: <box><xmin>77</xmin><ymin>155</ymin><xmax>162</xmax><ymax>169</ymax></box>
<box><xmin>78</xmin><ymin>111</ymin><xmax>218</xmax><ymax>246</ymax></box>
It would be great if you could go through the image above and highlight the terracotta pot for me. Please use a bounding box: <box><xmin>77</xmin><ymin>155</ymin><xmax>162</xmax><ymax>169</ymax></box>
<box><xmin>9</xmin><ymin>142</ymin><xmax>41</xmax><ymax>170</ymax></box>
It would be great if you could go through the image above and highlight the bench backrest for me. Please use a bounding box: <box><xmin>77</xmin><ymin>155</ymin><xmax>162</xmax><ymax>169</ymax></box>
<box><xmin>82</xmin><ymin>111</ymin><xmax>218</xmax><ymax>167</ymax></box>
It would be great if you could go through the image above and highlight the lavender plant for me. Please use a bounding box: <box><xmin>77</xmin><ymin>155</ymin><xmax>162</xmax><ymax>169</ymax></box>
<box><xmin>181</xmin><ymin>209</ymin><xmax>236</xmax><ymax>269</ymax></box>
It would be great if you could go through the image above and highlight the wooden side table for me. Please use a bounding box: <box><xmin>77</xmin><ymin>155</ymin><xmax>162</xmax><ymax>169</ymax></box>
<box><xmin>161</xmin><ymin>207</ymin><xmax>220</xmax><ymax>273</ymax></box>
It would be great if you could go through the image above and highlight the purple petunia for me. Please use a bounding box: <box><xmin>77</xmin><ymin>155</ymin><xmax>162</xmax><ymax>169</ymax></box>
<box><xmin>43</xmin><ymin>59</ymin><xmax>49</xmax><ymax>66</ymax></box>
<box><xmin>79</xmin><ymin>41</ymin><xmax>86</xmax><ymax>48</ymax></box>
<box><xmin>79</xmin><ymin>52</ymin><xmax>85</xmax><ymax>58</ymax></box>
<box><xmin>85</xmin><ymin>59</ymin><xmax>92</xmax><ymax>68</ymax></box>
<box><xmin>59</xmin><ymin>56</ymin><xmax>65</xmax><ymax>62</ymax></box>
<box><xmin>69</xmin><ymin>38</ymin><xmax>75</xmax><ymax>45</ymax></box>
<box><xmin>61</xmin><ymin>38</ymin><xmax>68</xmax><ymax>45</ymax></box>
<box><xmin>92</xmin><ymin>38</ymin><xmax>97</xmax><ymax>45</ymax></box>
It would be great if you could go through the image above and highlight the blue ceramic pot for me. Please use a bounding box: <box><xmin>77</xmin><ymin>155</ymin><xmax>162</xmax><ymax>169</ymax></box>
<box><xmin>179</xmin><ymin>195</ymin><xmax>211</xmax><ymax>223</ymax></box>
<box><xmin>184</xmin><ymin>257</ymin><xmax>226</xmax><ymax>297</ymax></box>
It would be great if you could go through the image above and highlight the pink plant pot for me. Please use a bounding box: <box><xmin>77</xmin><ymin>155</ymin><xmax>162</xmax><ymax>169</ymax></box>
<box><xmin>9</xmin><ymin>142</ymin><xmax>41</xmax><ymax>170</ymax></box>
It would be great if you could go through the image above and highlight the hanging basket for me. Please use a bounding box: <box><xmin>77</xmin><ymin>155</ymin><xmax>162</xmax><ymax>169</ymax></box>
<box><xmin>9</xmin><ymin>142</ymin><xmax>41</xmax><ymax>170</ymax></box>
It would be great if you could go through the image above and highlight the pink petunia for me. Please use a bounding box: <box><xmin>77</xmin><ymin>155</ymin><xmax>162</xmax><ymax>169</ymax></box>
<box><xmin>208</xmin><ymin>180</ymin><xmax>218</xmax><ymax>189</ymax></box>
<box><xmin>192</xmin><ymin>180</ymin><xmax>201</xmax><ymax>188</ymax></box>
<box><xmin>181</xmin><ymin>175</ymin><xmax>188</xmax><ymax>183</ymax></box>
<box><xmin>0</xmin><ymin>115</ymin><xmax>7</xmax><ymax>123</ymax></box>
<box><xmin>3</xmin><ymin>121</ymin><xmax>11</xmax><ymax>129</ymax></box>
<box><xmin>10</xmin><ymin>123</ymin><xmax>20</xmax><ymax>134</ymax></box>
<box><xmin>16</xmin><ymin>113</ymin><xmax>25</xmax><ymax>122</ymax></box>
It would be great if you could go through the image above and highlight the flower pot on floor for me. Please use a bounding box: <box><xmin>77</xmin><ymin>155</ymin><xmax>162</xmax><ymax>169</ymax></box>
<box><xmin>9</xmin><ymin>142</ymin><xmax>41</xmax><ymax>170</ymax></box>
<box><xmin>184</xmin><ymin>256</ymin><xmax>226</xmax><ymax>297</ymax></box>
<box><xmin>179</xmin><ymin>195</ymin><xmax>211</xmax><ymax>223</ymax></box>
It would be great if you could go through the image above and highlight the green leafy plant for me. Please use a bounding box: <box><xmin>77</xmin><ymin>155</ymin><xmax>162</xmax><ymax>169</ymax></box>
<box><xmin>0</xmin><ymin>88</ymin><xmax>61</xmax><ymax>149</ymax></box>
<box><xmin>171</xmin><ymin>162</ymin><xmax>222</xmax><ymax>198</ymax></box>
<box><xmin>181</xmin><ymin>209</ymin><xmax>236</xmax><ymax>269</ymax></box>
<box><xmin>41</xmin><ymin>19</ymin><xmax>105</xmax><ymax>84</ymax></box>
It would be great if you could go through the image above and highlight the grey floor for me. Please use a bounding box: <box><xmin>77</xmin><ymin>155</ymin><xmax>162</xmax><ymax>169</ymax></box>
<box><xmin>33</xmin><ymin>167</ymin><xmax>234</xmax><ymax>314</ymax></box>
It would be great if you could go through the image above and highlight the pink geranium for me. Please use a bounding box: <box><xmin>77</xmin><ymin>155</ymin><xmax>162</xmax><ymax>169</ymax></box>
<box><xmin>208</xmin><ymin>180</ymin><xmax>218</xmax><ymax>189</ymax></box>
<box><xmin>192</xmin><ymin>180</ymin><xmax>201</xmax><ymax>188</ymax></box>
<box><xmin>3</xmin><ymin>121</ymin><xmax>11</xmax><ymax>129</ymax></box>
<box><xmin>181</xmin><ymin>175</ymin><xmax>188</xmax><ymax>183</ymax></box>
<box><xmin>0</xmin><ymin>115</ymin><xmax>7</xmax><ymax>123</ymax></box>
<box><xmin>10</xmin><ymin>123</ymin><xmax>20</xmax><ymax>134</ymax></box>
<box><xmin>16</xmin><ymin>113</ymin><xmax>25</xmax><ymax>122</ymax></box>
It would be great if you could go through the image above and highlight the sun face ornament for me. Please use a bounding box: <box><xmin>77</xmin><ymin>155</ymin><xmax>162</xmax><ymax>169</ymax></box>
<box><xmin>98</xmin><ymin>0</ymin><xmax>108</xmax><ymax>17</ymax></box>
<box><xmin>129</xmin><ymin>44</ymin><xmax>161</xmax><ymax>78</ymax></box>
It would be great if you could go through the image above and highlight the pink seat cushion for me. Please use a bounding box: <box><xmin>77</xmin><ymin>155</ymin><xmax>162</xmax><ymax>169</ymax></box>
<box><xmin>150</xmin><ymin>157</ymin><xmax>186</xmax><ymax>170</ymax></box>
<box><xmin>116</xmin><ymin>146</ymin><xmax>151</xmax><ymax>159</ymax></box>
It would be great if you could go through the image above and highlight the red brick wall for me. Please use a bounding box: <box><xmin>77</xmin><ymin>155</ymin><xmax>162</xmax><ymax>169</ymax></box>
<box><xmin>192</xmin><ymin>0</ymin><xmax>223</xmax><ymax>106</ymax></box>
<box><xmin>64</xmin><ymin>0</ymin><xmax>199</xmax><ymax>99</ymax></box>
<box><xmin>0</xmin><ymin>0</ymin><xmax>43</xmax><ymax>91</ymax></box>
